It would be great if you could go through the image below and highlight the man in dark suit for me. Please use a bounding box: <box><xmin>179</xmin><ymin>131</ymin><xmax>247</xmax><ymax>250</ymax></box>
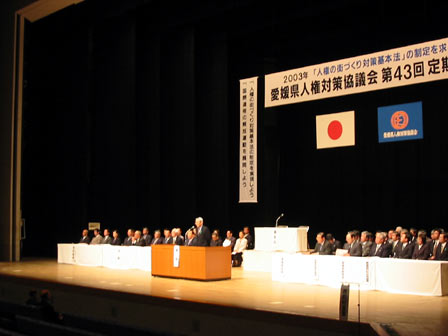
<box><xmin>312</xmin><ymin>232</ymin><xmax>332</xmax><ymax>255</ymax></box>
<box><xmin>326</xmin><ymin>233</ymin><xmax>341</xmax><ymax>255</ymax></box>
<box><xmin>412</xmin><ymin>234</ymin><xmax>430</xmax><ymax>260</ymax></box>
<box><xmin>360</xmin><ymin>231</ymin><xmax>373</xmax><ymax>257</ymax></box>
<box><xmin>195</xmin><ymin>217</ymin><xmax>211</xmax><ymax>247</ymax></box>
<box><xmin>369</xmin><ymin>232</ymin><xmax>392</xmax><ymax>257</ymax></box>
<box><xmin>150</xmin><ymin>230</ymin><xmax>164</xmax><ymax>245</ymax></box>
<box><xmin>163</xmin><ymin>229</ymin><xmax>172</xmax><ymax>244</ymax></box>
<box><xmin>171</xmin><ymin>228</ymin><xmax>184</xmax><ymax>246</ymax></box>
<box><xmin>185</xmin><ymin>229</ymin><xmax>199</xmax><ymax>246</ymax></box>
<box><xmin>343</xmin><ymin>231</ymin><xmax>362</xmax><ymax>256</ymax></box>
<box><xmin>79</xmin><ymin>229</ymin><xmax>90</xmax><ymax>244</ymax></box>
<box><xmin>390</xmin><ymin>231</ymin><xmax>400</xmax><ymax>257</ymax></box>
<box><xmin>122</xmin><ymin>229</ymin><xmax>134</xmax><ymax>246</ymax></box>
<box><xmin>429</xmin><ymin>228</ymin><xmax>442</xmax><ymax>260</ymax></box>
<box><xmin>243</xmin><ymin>226</ymin><xmax>254</xmax><ymax>250</ymax></box>
<box><xmin>394</xmin><ymin>231</ymin><xmax>413</xmax><ymax>259</ymax></box>
<box><xmin>142</xmin><ymin>227</ymin><xmax>152</xmax><ymax>246</ymax></box>
<box><xmin>435</xmin><ymin>233</ymin><xmax>448</xmax><ymax>261</ymax></box>
<box><xmin>111</xmin><ymin>230</ymin><xmax>121</xmax><ymax>245</ymax></box>
<box><xmin>102</xmin><ymin>229</ymin><xmax>113</xmax><ymax>244</ymax></box>
<box><xmin>132</xmin><ymin>230</ymin><xmax>146</xmax><ymax>246</ymax></box>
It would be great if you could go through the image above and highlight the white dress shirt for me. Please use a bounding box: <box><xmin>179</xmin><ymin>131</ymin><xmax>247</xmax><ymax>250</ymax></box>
<box><xmin>232</xmin><ymin>238</ymin><xmax>248</xmax><ymax>254</ymax></box>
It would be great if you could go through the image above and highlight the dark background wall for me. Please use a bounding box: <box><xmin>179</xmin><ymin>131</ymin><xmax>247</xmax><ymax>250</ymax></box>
<box><xmin>6</xmin><ymin>0</ymin><xmax>448</xmax><ymax>257</ymax></box>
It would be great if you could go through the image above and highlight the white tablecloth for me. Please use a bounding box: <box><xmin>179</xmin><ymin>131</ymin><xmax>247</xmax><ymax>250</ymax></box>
<box><xmin>57</xmin><ymin>244</ymin><xmax>151</xmax><ymax>271</ymax></box>
<box><xmin>243</xmin><ymin>250</ymin><xmax>448</xmax><ymax>296</ymax></box>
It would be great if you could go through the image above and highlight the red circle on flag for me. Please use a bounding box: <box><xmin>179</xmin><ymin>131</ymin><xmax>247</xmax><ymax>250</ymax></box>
<box><xmin>390</xmin><ymin>111</ymin><xmax>409</xmax><ymax>130</ymax></box>
<box><xmin>327</xmin><ymin>120</ymin><xmax>343</xmax><ymax>140</ymax></box>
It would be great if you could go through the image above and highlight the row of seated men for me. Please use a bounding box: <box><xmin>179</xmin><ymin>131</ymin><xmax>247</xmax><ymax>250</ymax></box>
<box><xmin>78</xmin><ymin>217</ymin><xmax>254</xmax><ymax>254</ymax></box>
<box><xmin>312</xmin><ymin>227</ymin><xmax>448</xmax><ymax>260</ymax></box>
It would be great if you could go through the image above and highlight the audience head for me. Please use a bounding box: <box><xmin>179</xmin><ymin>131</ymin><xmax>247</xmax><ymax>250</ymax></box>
<box><xmin>375</xmin><ymin>232</ymin><xmax>386</xmax><ymax>245</ymax></box>
<box><xmin>239</xmin><ymin>231</ymin><xmax>244</xmax><ymax>239</ymax></box>
<box><xmin>439</xmin><ymin>232</ymin><xmax>447</xmax><ymax>244</ymax></box>
<box><xmin>395</xmin><ymin>226</ymin><xmax>403</xmax><ymax>234</ymax></box>
<box><xmin>346</xmin><ymin>232</ymin><xmax>356</xmax><ymax>244</ymax></box>
<box><xmin>431</xmin><ymin>229</ymin><xmax>441</xmax><ymax>241</ymax></box>
<box><xmin>127</xmin><ymin>229</ymin><xmax>134</xmax><ymax>238</ymax></box>
<box><xmin>387</xmin><ymin>230</ymin><xmax>394</xmax><ymax>240</ymax></box>
<box><xmin>226</xmin><ymin>230</ymin><xmax>233</xmax><ymax>238</ymax></box>
<box><xmin>410</xmin><ymin>228</ymin><xmax>417</xmax><ymax>237</ymax></box>
<box><xmin>82</xmin><ymin>229</ymin><xmax>88</xmax><ymax>237</ymax></box>
<box><xmin>391</xmin><ymin>231</ymin><xmax>399</xmax><ymax>241</ymax></box>
<box><xmin>93</xmin><ymin>229</ymin><xmax>100</xmax><ymax>236</ymax></box>
<box><xmin>113</xmin><ymin>230</ymin><xmax>119</xmax><ymax>239</ymax></box>
<box><xmin>187</xmin><ymin>229</ymin><xmax>196</xmax><ymax>240</ymax></box>
<box><xmin>417</xmin><ymin>233</ymin><xmax>426</xmax><ymax>246</ymax></box>
<box><xmin>243</xmin><ymin>226</ymin><xmax>250</xmax><ymax>235</ymax></box>
<box><xmin>171</xmin><ymin>228</ymin><xmax>177</xmax><ymax>237</ymax></box>
<box><xmin>361</xmin><ymin>231</ymin><xmax>371</xmax><ymax>243</ymax></box>
<box><xmin>212</xmin><ymin>232</ymin><xmax>219</xmax><ymax>241</ymax></box>
<box><xmin>316</xmin><ymin>232</ymin><xmax>325</xmax><ymax>244</ymax></box>
<box><xmin>103</xmin><ymin>229</ymin><xmax>110</xmax><ymax>237</ymax></box>
<box><xmin>142</xmin><ymin>227</ymin><xmax>149</xmax><ymax>236</ymax></box>
<box><xmin>134</xmin><ymin>230</ymin><xmax>142</xmax><ymax>239</ymax></box>
<box><xmin>154</xmin><ymin>230</ymin><xmax>161</xmax><ymax>238</ymax></box>
<box><xmin>164</xmin><ymin>229</ymin><xmax>170</xmax><ymax>238</ymax></box>
<box><xmin>400</xmin><ymin>231</ymin><xmax>410</xmax><ymax>243</ymax></box>
<box><xmin>325</xmin><ymin>233</ymin><xmax>334</xmax><ymax>243</ymax></box>
<box><xmin>195</xmin><ymin>217</ymin><xmax>204</xmax><ymax>228</ymax></box>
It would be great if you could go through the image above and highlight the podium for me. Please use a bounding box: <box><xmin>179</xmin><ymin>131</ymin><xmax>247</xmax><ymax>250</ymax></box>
<box><xmin>254</xmin><ymin>226</ymin><xmax>309</xmax><ymax>252</ymax></box>
<box><xmin>151</xmin><ymin>245</ymin><xmax>231</xmax><ymax>281</ymax></box>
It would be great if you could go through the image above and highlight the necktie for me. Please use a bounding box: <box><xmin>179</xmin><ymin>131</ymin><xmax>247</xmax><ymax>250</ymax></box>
<box><xmin>433</xmin><ymin>241</ymin><xmax>438</xmax><ymax>256</ymax></box>
<box><xmin>375</xmin><ymin>244</ymin><xmax>380</xmax><ymax>255</ymax></box>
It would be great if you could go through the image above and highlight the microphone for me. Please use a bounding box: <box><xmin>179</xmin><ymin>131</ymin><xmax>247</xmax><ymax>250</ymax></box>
<box><xmin>275</xmin><ymin>213</ymin><xmax>284</xmax><ymax>227</ymax></box>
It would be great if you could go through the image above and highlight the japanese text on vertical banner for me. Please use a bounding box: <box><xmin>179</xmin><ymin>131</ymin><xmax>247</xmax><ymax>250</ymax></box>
<box><xmin>265</xmin><ymin>37</ymin><xmax>448</xmax><ymax>107</ymax></box>
<box><xmin>239</xmin><ymin>77</ymin><xmax>258</xmax><ymax>203</ymax></box>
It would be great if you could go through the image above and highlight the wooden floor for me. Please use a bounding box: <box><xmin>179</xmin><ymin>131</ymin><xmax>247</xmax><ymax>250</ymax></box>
<box><xmin>1</xmin><ymin>259</ymin><xmax>447</xmax><ymax>336</ymax></box>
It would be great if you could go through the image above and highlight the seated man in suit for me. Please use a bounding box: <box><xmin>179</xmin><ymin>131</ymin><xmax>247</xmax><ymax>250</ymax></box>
<box><xmin>111</xmin><ymin>230</ymin><xmax>121</xmax><ymax>245</ymax></box>
<box><xmin>312</xmin><ymin>232</ymin><xmax>332</xmax><ymax>255</ymax></box>
<box><xmin>185</xmin><ymin>228</ymin><xmax>199</xmax><ymax>246</ymax></box>
<box><xmin>435</xmin><ymin>232</ymin><xmax>448</xmax><ymax>261</ymax></box>
<box><xmin>326</xmin><ymin>233</ymin><xmax>341</xmax><ymax>255</ymax></box>
<box><xmin>369</xmin><ymin>232</ymin><xmax>392</xmax><ymax>257</ymax></box>
<box><xmin>123</xmin><ymin>229</ymin><xmax>135</xmax><ymax>246</ymax></box>
<box><xmin>131</xmin><ymin>230</ymin><xmax>146</xmax><ymax>246</ymax></box>
<box><xmin>243</xmin><ymin>226</ymin><xmax>254</xmax><ymax>250</ymax></box>
<box><xmin>210</xmin><ymin>231</ymin><xmax>223</xmax><ymax>246</ymax></box>
<box><xmin>412</xmin><ymin>234</ymin><xmax>430</xmax><ymax>260</ymax></box>
<box><xmin>429</xmin><ymin>228</ymin><xmax>442</xmax><ymax>260</ymax></box>
<box><xmin>90</xmin><ymin>229</ymin><xmax>103</xmax><ymax>245</ymax></box>
<box><xmin>102</xmin><ymin>229</ymin><xmax>113</xmax><ymax>244</ymax></box>
<box><xmin>223</xmin><ymin>230</ymin><xmax>236</xmax><ymax>251</ymax></box>
<box><xmin>394</xmin><ymin>231</ymin><xmax>413</xmax><ymax>259</ymax></box>
<box><xmin>343</xmin><ymin>231</ymin><xmax>362</xmax><ymax>256</ymax></box>
<box><xmin>79</xmin><ymin>229</ymin><xmax>90</xmax><ymax>244</ymax></box>
<box><xmin>390</xmin><ymin>231</ymin><xmax>400</xmax><ymax>257</ymax></box>
<box><xmin>163</xmin><ymin>229</ymin><xmax>172</xmax><ymax>244</ymax></box>
<box><xmin>360</xmin><ymin>231</ymin><xmax>373</xmax><ymax>257</ymax></box>
<box><xmin>150</xmin><ymin>230</ymin><xmax>164</xmax><ymax>245</ymax></box>
<box><xmin>142</xmin><ymin>227</ymin><xmax>152</xmax><ymax>246</ymax></box>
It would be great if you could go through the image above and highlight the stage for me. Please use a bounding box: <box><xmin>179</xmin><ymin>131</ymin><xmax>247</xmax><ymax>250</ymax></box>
<box><xmin>0</xmin><ymin>259</ymin><xmax>447</xmax><ymax>335</ymax></box>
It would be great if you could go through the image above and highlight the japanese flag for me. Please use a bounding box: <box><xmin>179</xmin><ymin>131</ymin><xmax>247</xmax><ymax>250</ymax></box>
<box><xmin>316</xmin><ymin>111</ymin><xmax>355</xmax><ymax>149</ymax></box>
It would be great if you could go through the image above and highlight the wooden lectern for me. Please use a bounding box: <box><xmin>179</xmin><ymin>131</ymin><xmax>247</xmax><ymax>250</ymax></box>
<box><xmin>151</xmin><ymin>245</ymin><xmax>232</xmax><ymax>280</ymax></box>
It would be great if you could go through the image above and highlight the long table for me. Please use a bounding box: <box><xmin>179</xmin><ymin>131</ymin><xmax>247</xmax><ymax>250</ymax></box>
<box><xmin>243</xmin><ymin>250</ymin><xmax>448</xmax><ymax>296</ymax></box>
<box><xmin>57</xmin><ymin>244</ymin><xmax>151</xmax><ymax>271</ymax></box>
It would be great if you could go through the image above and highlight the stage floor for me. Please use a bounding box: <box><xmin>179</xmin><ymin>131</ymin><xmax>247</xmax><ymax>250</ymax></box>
<box><xmin>1</xmin><ymin>259</ymin><xmax>447</xmax><ymax>336</ymax></box>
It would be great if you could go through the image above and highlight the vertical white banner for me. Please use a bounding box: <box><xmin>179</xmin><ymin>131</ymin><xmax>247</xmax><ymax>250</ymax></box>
<box><xmin>173</xmin><ymin>245</ymin><xmax>180</xmax><ymax>268</ymax></box>
<box><xmin>239</xmin><ymin>77</ymin><xmax>258</xmax><ymax>203</ymax></box>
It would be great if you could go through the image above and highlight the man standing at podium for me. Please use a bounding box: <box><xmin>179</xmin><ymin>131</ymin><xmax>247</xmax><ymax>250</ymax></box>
<box><xmin>195</xmin><ymin>217</ymin><xmax>211</xmax><ymax>246</ymax></box>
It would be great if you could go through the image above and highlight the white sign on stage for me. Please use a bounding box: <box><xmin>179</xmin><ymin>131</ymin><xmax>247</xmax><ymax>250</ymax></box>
<box><xmin>254</xmin><ymin>227</ymin><xmax>309</xmax><ymax>252</ymax></box>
